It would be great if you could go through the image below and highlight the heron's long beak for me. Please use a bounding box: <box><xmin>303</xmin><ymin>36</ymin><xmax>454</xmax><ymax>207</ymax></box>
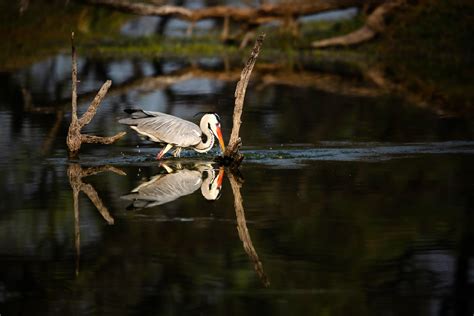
<box><xmin>216</xmin><ymin>167</ymin><xmax>225</xmax><ymax>188</ymax></box>
<box><xmin>216</xmin><ymin>125</ymin><xmax>225</xmax><ymax>153</ymax></box>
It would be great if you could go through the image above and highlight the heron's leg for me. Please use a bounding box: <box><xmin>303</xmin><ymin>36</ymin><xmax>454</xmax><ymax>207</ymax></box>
<box><xmin>160</xmin><ymin>163</ymin><xmax>173</xmax><ymax>173</ymax></box>
<box><xmin>156</xmin><ymin>144</ymin><xmax>173</xmax><ymax>160</ymax></box>
<box><xmin>173</xmin><ymin>147</ymin><xmax>182</xmax><ymax>158</ymax></box>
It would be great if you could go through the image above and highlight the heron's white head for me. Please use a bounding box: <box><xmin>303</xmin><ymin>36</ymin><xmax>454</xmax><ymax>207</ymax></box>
<box><xmin>201</xmin><ymin>167</ymin><xmax>225</xmax><ymax>200</ymax></box>
<box><xmin>202</xmin><ymin>113</ymin><xmax>226</xmax><ymax>153</ymax></box>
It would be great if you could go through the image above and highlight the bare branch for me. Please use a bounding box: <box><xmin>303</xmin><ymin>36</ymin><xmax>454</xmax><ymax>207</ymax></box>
<box><xmin>224</xmin><ymin>34</ymin><xmax>265</xmax><ymax>163</ymax></box>
<box><xmin>78</xmin><ymin>80</ymin><xmax>112</xmax><ymax>127</ymax></box>
<box><xmin>86</xmin><ymin>0</ymin><xmax>193</xmax><ymax>18</ymax></box>
<box><xmin>71</xmin><ymin>32</ymin><xmax>78</xmax><ymax>122</ymax></box>
<box><xmin>81</xmin><ymin>132</ymin><xmax>127</xmax><ymax>144</ymax></box>
<box><xmin>66</xmin><ymin>32</ymin><xmax>126</xmax><ymax>159</ymax></box>
<box><xmin>312</xmin><ymin>26</ymin><xmax>376</xmax><ymax>48</ymax></box>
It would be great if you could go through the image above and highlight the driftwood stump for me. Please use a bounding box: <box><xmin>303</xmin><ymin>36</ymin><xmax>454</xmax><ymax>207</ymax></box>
<box><xmin>67</xmin><ymin>32</ymin><xmax>126</xmax><ymax>159</ymax></box>
<box><xmin>217</xmin><ymin>34</ymin><xmax>265</xmax><ymax>168</ymax></box>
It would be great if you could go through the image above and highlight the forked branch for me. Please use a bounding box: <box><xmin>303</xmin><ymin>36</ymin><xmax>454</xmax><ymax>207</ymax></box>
<box><xmin>66</xmin><ymin>32</ymin><xmax>126</xmax><ymax>159</ymax></box>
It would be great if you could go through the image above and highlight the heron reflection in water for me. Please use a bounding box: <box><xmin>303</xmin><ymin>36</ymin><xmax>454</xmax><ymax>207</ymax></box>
<box><xmin>121</xmin><ymin>163</ymin><xmax>224</xmax><ymax>210</ymax></box>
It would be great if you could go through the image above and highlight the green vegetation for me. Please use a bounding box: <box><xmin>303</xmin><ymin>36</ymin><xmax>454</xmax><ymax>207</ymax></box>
<box><xmin>0</xmin><ymin>1</ymin><xmax>130</xmax><ymax>71</ymax></box>
<box><xmin>85</xmin><ymin>35</ymin><xmax>239</xmax><ymax>58</ymax></box>
<box><xmin>1</xmin><ymin>0</ymin><xmax>471</xmax><ymax>112</ymax></box>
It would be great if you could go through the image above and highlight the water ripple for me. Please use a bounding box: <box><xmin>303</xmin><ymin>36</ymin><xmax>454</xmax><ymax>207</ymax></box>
<box><xmin>46</xmin><ymin>141</ymin><xmax>474</xmax><ymax>167</ymax></box>
<box><xmin>244</xmin><ymin>141</ymin><xmax>474</xmax><ymax>166</ymax></box>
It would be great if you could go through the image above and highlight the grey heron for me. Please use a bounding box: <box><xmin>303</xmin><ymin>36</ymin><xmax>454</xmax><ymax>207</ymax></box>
<box><xmin>118</xmin><ymin>109</ymin><xmax>225</xmax><ymax>159</ymax></box>
<box><xmin>121</xmin><ymin>163</ymin><xmax>224</xmax><ymax>210</ymax></box>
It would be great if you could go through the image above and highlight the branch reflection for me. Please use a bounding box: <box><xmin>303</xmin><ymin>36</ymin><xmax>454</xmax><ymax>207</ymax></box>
<box><xmin>67</xmin><ymin>163</ymin><xmax>126</xmax><ymax>275</ymax></box>
<box><xmin>121</xmin><ymin>162</ymin><xmax>269</xmax><ymax>286</ymax></box>
<box><xmin>228</xmin><ymin>171</ymin><xmax>270</xmax><ymax>287</ymax></box>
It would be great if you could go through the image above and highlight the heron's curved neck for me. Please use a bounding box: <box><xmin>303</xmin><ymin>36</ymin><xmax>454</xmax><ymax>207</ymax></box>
<box><xmin>200</xmin><ymin>169</ymin><xmax>216</xmax><ymax>199</ymax></box>
<box><xmin>194</xmin><ymin>117</ymin><xmax>214</xmax><ymax>153</ymax></box>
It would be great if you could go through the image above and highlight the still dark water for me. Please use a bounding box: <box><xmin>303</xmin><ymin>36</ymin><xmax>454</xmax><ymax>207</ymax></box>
<box><xmin>1</xmin><ymin>39</ymin><xmax>474</xmax><ymax>316</ymax></box>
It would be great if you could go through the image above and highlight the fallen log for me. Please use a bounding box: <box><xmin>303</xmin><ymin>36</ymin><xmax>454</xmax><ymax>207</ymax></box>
<box><xmin>84</xmin><ymin>0</ymin><xmax>381</xmax><ymax>43</ymax></box>
<box><xmin>85</xmin><ymin>0</ymin><xmax>374</xmax><ymax>23</ymax></box>
<box><xmin>312</xmin><ymin>0</ymin><xmax>404</xmax><ymax>48</ymax></box>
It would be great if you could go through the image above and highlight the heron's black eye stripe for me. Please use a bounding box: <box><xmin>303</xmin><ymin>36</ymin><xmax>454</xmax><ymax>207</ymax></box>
<box><xmin>214</xmin><ymin>114</ymin><xmax>221</xmax><ymax>123</ymax></box>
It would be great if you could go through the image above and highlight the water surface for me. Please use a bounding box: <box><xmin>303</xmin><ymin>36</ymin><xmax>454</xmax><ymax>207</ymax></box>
<box><xmin>1</xmin><ymin>21</ymin><xmax>474</xmax><ymax>316</ymax></box>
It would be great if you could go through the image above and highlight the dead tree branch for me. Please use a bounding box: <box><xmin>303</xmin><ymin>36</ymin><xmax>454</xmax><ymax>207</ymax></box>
<box><xmin>222</xmin><ymin>34</ymin><xmax>265</xmax><ymax>166</ymax></box>
<box><xmin>85</xmin><ymin>0</ymin><xmax>194</xmax><ymax>18</ymax></box>
<box><xmin>66</xmin><ymin>32</ymin><xmax>126</xmax><ymax>159</ymax></box>
<box><xmin>312</xmin><ymin>0</ymin><xmax>404</xmax><ymax>48</ymax></box>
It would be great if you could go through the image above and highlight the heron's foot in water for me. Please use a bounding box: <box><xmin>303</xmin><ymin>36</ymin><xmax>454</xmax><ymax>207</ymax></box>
<box><xmin>156</xmin><ymin>144</ymin><xmax>173</xmax><ymax>160</ymax></box>
<box><xmin>160</xmin><ymin>163</ymin><xmax>173</xmax><ymax>173</ymax></box>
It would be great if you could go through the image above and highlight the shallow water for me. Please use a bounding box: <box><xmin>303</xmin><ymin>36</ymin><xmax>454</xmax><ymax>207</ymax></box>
<box><xmin>1</xmin><ymin>30</ymin><xmax>474</xmax><ymax>316</ymax></box>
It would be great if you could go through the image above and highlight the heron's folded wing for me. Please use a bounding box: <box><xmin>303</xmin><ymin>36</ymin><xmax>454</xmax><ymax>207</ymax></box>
<box><xmin>134</xmin><ymin>115</ymin><xmax>202</xmax><ymax>147</ymax></box>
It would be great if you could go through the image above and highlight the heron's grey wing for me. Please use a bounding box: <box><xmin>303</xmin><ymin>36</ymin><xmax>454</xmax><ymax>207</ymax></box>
<box><xmin>119</xmin><ymin>109</ymin><xmax>171</xmax><ymax>120</ymax></box>
<box><xmin>130</xmin><ymin>173</ymin><xmax>166</xmax><ymax>192</ymax></box>
<box><xmin>120</xmin><ymin>111</ymin><xmax>202</xmax><ymax>147</ymax></box>
<box><xmin>121</xmin><ymin>170</ymin><xmax>202</xmax><ymax>208</ymax></box>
